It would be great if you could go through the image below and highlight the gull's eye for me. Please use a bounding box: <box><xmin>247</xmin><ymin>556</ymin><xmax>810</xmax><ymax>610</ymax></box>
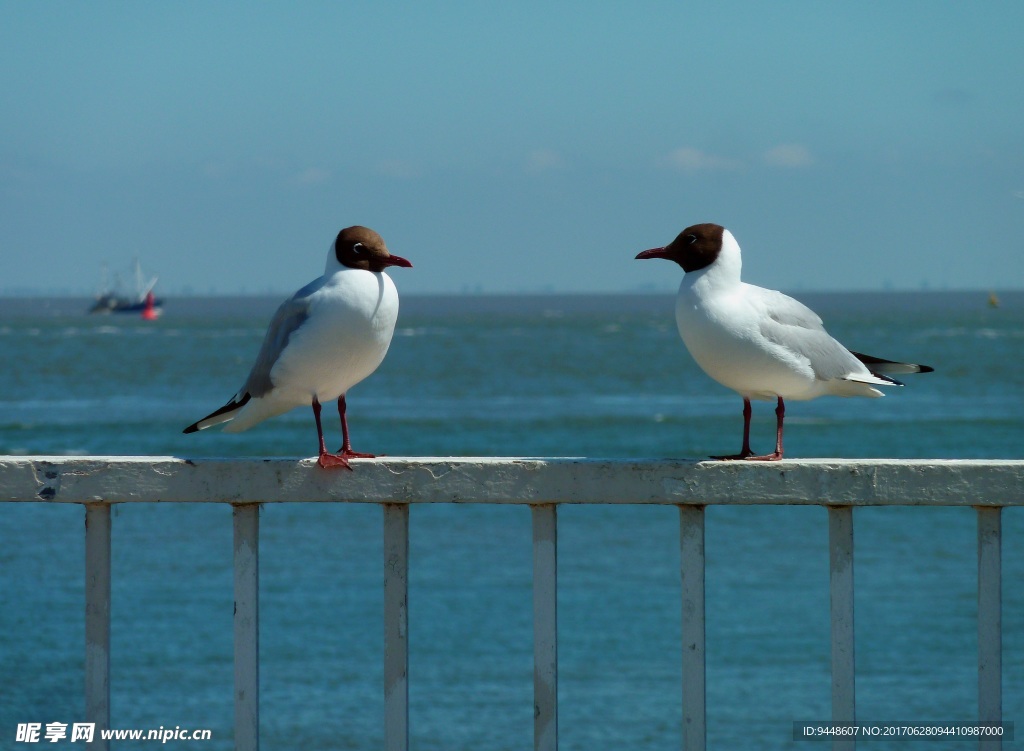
<box><xmin>352</xmin><ymin>242</ymin><xmax>366</xmax><ymax>255</ymax></box>
<box><xmin>686</xmin><ymin>234</ymin><xmax>697</xmax><ymax>244</ymax></box>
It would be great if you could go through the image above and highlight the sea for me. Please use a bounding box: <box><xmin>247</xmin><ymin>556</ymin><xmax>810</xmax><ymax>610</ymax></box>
<box><xmin>1</xmin><ymin>291</ymin><xmax>1022</xmax><ymax>750</ymax></box>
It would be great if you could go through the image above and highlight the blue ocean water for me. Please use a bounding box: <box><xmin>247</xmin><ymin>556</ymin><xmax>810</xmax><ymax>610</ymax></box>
<box><xmin>1</xmin><ymin>291</ymin><xmax>1022</xmax><ymax>750</ymax></box>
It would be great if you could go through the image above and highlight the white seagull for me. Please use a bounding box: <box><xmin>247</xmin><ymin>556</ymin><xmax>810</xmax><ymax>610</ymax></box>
<box><xmin>636</xmin><ymin>223</ymin><xmax>932</xmax><ymax>460</ymax></box>
<box><xmin>184</xmin><ymin>225</ymin><xmax>412</xmax><ymax>469</ymax></box>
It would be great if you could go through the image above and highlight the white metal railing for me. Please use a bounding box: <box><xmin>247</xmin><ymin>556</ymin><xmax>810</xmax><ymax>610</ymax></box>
<box><xmin>2</xmin><ymin>456</ymin><xmax>1022</xmax><ymax>751</ymax></box>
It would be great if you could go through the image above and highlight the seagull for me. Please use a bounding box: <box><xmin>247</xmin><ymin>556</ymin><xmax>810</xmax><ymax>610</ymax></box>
<box><xmin>184</xmin><ymin>225</ymin><xmax>412</xmax><ymax>469</ymax></box>
<box><xmin>635</xmin><ymin>223</ymin><xmax>932</xmax><ymax>460</ymax></box>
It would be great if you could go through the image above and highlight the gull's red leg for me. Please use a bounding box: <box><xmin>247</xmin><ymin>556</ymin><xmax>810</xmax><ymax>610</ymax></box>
<box><xmin>744</xmin><ymin>396</ymin><xmax>784</xmax><ymax>461</ymax></box>
<box><xmin>713</xmin><ymin>398</ymin><xmax>756</xmax><ymax>460</ymax></box>
<box><xmin>774</xmin><ymin>397</ymin><xmax>785</xmax><ymax>458</ymax></box>
<box><xmin>312</xmin><ymin>396</ymin><xmax>352</xmax><ymax>470</ymax></box>
<box><xmin>337</xmin><ymin>395</ymin><xmax>376</xmax><ymax>459</ymax></box>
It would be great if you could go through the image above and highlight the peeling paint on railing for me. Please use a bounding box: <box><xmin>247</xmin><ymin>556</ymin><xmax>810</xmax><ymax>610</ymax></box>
<box><xmin>2</xmin><ymin>456</ymin><xmax>1024</xmax><ymax>506</ymax></box>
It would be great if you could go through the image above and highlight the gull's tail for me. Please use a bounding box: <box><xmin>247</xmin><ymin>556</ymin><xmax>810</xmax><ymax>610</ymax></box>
<box><xmin>183</xmin><ymin>393</ymin><xmax>251</xmax><ymax>434</ymax></box>
<box><xmin>850</xmin><ymin>351</ymin><xmax>934</xmax><ymax>386</ymax></box>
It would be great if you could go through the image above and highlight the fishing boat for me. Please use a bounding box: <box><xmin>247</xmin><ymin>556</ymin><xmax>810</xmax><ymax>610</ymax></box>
<box><xmin>89</xmin><ymin>259</ymin><xmax>163</xmax><ymax>316</ymax></box>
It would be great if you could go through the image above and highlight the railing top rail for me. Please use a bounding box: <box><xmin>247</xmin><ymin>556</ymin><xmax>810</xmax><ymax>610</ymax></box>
<box><xmin>2</xmin><ymin>456</ymin><xmax>1023</xmax><ymax>506</ymax></box>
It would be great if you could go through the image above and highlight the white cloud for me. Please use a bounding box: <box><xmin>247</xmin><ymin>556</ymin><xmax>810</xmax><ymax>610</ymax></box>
<box><xmin>293</xmin><ymin>166</ymin><xmax>331</xmax><ymax>185</ymax></box>
<box><xmin>374</xmin><ymin>159</ymin><xmax>421</xmax><ymax>179</ymax></box>
<box><xmin>762</xmin><ymin>143</ymin><xmax>814</xmax><ymax>168</ymax></box>
<box><xmin>665</xmin><ymin>147</ymin><xmax>742</xmax><ymax>173</ymax></box>
<box><xmin>932</xmin><ymin>87</ymin><xmax>976</xmax><ymax>108</ymax></box>
<box><xmin>526</xmin><ymin>149</ymin><xmax>566</xmax><ymax>173</ymax></box>
<box><xmin>202</xmin><ymin>162</ymin><xmax>230</xmax><ymax>179</ymax></box>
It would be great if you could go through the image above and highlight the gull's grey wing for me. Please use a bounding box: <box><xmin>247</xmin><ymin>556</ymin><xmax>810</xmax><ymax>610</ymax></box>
<box><xmin>241</xmin><ymin>292</ymin><xmax>313</xmax><ymax>398</ymax></box>
<box><xmin>753</xmin><ymin>287</ymin><xmax>825</xmax><ymax>330</ymax></box>
<box><xmin>754</xmin><ymin>288</ymin><xmax>863</xmax><ymax>381</ymax></box>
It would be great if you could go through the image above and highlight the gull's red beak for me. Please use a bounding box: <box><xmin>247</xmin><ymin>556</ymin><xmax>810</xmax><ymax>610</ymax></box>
<box><xmin>383</xmin><ymin>254</ymin><xmax>413</xmax><ymax>268</ymax></box>
<box><xmin>635</xmin><ymin>247</ymin><xmax>669</xmax><ymax>260</ymax></box>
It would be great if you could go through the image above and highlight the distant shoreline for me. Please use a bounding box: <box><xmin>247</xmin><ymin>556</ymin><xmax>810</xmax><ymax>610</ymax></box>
<box><xmin>0</xmin><ymin>289</ymin><xmax>1017</xmax><ymax>319</ymax></box>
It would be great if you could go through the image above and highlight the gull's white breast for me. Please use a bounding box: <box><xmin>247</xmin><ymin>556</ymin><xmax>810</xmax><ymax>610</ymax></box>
<box><xmin>674</xmin><ymin>280</ymin><xmax>879</xmax><ymax>401</ymax></box>
<box><xmin>675</xmin><ymin>284</ymin><xmax>814</xmax><ymax>400</ymax></box>
<box><xmin>270</xmin><ymin>268</ymin><xmax>399</xmax><ymax>403</ymax></box>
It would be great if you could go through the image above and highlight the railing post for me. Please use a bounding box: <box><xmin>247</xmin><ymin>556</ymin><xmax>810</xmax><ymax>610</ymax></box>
<box><xmin>977</xmin><ymin>507</ymin><xmax>1002</xmax><ymax>749</ymax></box>
<box><xmin>679</xmin><ymin>505</ymin><xmax>706</xmax><ymax>751</ymax></box>
<box><xmin>828</xmin><ymin>506</ymin><xmax>855</xmax><ymax>751</ymax></box>
<box><xmin>85</xmin><ymin>503</ymin><xmax>111</xmax><ymax>751</ymax></box>
<box><xmin>532</xmin><ymin>504</ymin><xmax>558</xmax><ymax>751</ymax></box>
<box><xmin>233</xmin><ymin>504</ymin><xmax>260</xmax><ymax>751</ymax></box>
<box><xmin>384</xmin><ymin>504</ymin><xmax>410</xmax><ymax>751</ymax></box>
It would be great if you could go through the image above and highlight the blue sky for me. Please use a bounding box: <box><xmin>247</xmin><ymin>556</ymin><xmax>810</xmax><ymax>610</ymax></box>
<box><xmin>2</xmin><ymin>2</ymin><xmax>1022</xmax><ymax>295</ymax></box>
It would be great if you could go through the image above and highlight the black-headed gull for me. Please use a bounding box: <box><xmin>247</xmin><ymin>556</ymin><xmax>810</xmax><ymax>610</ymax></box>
<box><xmin>184</xmin><ymin>226</ymin><xmax>412</xmax><ymax>469</ymax></box>
<box><xmin>636</xmin><ymin>222</ymin><xmax>932</xmax><ymax>461</ymax></box>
